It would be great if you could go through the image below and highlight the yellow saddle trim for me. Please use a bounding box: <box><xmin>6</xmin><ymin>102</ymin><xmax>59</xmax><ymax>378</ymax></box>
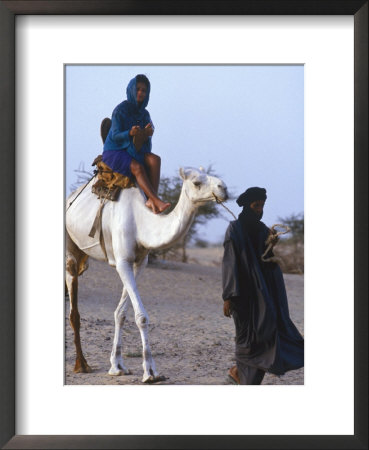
<box><xmin>92</xmin><ymin>155</ymin><xmax>135</xmax><ymax>190</ymax></box>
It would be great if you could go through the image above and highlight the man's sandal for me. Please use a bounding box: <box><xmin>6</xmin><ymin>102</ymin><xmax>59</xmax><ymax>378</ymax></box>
<box><xmin>228</xmin><ymin>366</ymin><xmax>240</xmax><ymax>384</ymax></box>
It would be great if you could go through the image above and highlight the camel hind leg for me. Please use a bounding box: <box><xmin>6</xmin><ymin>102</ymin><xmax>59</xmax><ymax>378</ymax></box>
<box><xmin>66</xmin><ymin>233</ymin><xmax>91</xmax><ymax>373</ymax></box>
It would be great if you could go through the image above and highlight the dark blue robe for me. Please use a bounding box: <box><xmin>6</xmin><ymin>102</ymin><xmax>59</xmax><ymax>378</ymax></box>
<box><xmin>222</xmin><ymin>212</ymin><xmax>304</xmax><ymax>377</ymax></box>
<box><xmin>102</xmin><ymin>76</ymin><xmax>153</xmax><ymax>175</ymax></box>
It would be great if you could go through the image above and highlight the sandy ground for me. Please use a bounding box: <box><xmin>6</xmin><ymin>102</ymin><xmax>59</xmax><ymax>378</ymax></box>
<box><xmin>65</xmin><ymin>247</ymin><xmax>304</xmax><ymax>385</ymax></box>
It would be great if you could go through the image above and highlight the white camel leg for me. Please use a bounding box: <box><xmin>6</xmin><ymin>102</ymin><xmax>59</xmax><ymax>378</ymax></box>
<box><xmin>109</xmin><ymin>254</ymin><xmax>148</xmax><ymax>376</ymax></box>
<box><xmin>108</xmin><ymin>289</ymin><xmax>130</xmax><ymax>376</ymax></box>
<box><xmin>115</xmin><ymin>257</ymin><xmax>159</xmax><ymax>383</ymax></box>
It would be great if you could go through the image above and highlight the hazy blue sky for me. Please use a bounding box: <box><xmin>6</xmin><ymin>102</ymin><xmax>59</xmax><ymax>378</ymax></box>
<box><xmin>66</xmin><ymin>65</ymin><xmax>304</xmax><ymax>243</ymax></box>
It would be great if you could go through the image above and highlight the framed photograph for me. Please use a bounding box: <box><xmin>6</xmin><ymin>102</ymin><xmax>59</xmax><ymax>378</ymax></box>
<box><xmin>1</xmin><ymin>1</ymin><xmax>367</xmax><ymax>449</ymax></box>
<box><xmin>64</xmin><ymin>63</ymin><xmax>305</xmax><ymax>388</ymax></box>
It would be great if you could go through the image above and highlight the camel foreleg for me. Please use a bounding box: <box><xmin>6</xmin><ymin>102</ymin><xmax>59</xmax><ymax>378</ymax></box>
<box><xmin>109</xmin><ymin>257</ymin><xmax>148</xmax><ymax>376</ymax></box>
<box><xmin>115</xmin><ymin>257</ymin><xmax>159</xmax><ymax>383</ymax></box>
<box><xmin>108</xmin><ymin>288</ymin><xmax>131</xmax><ymax>376</ymax></box>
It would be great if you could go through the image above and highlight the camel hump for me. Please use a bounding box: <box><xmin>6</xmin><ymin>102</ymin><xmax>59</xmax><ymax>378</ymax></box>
<box><xmin>100</xmin><ymin>117</ymin><xmax>112</xmax><ymax>144</ymax></box>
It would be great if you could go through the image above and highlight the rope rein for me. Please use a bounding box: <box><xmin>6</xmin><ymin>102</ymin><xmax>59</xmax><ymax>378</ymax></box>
<box><xmin>212</xmin><ymin>193</ymin><xmax>237</xmax><ymax>220</ymax></box>
<box><xmin>261</xmin><ymin>224</ymin><xmax>290</xmax><ymax>263</ymax></box>
<box><xmin>212</xmin><ymin>193</ymin><xmax>290</xmax><ymax>263</ymax></box>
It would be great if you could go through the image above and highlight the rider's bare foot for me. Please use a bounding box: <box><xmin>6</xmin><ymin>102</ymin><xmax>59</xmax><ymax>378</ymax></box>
<box><xmin>145</xmin><ymin>198</ymin><xmax>157</xmax><ymax>213</ymax></box>
<box><xmin>146</xmin><ymin>198</ymin><xmax>171</xmax><ymax>214</ymax></box>
<box><xmin>156</xmin><ymin>201</ymin><xmax>171</xmax><ymax>214</ymax></box>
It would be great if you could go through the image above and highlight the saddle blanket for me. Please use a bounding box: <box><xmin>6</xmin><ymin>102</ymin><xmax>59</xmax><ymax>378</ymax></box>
<box><xmin>91</xmin><ymin>155</ymin><xmax>135</xmax><ymax>201</ymax></box>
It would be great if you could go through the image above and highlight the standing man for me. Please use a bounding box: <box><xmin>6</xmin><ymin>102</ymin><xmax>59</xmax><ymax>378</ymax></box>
<box><xmin>222</xmin><ymin>187</ymin><xmax>304</xmax><ymax>385</ymax></box>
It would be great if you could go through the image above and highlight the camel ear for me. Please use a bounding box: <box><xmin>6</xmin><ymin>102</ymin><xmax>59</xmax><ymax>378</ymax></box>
<box><xmin>179</xmin><ymin>167</ymin><xmax>185</xmax><ymax>180</ymax></box>
<box><xmin>199</xmin><ymin>166</ymin><xmax>205</xmax><ymax>173</ymax></box>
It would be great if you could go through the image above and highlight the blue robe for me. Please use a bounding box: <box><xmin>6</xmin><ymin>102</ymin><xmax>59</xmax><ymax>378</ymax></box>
<box><xmin>102</xmin><ymin>76</ymin><xmax>153</xmax><ymax>176</ymax></box>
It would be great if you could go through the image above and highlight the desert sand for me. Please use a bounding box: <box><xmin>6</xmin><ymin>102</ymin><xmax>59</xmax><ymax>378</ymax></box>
<box><xmin>65</xmin><ymin>247</ymin><xmax>304</xmax><ymax>385</ymax></box>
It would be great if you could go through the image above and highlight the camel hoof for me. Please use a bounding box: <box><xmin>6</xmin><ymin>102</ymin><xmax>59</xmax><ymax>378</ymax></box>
<box><xmin>108</xmin><ymin>367</ymin><xmax>132</xmax><ymax>376</ymax></box>
<box><xmin>142</xmin><ymin>374</ymin><xmax>167</xmax><ymax>384</ymax></box>
<box><xmin>74</xmin><ymin>361</ymin><xmax>92</xmax><ymax>373</ymax></box>
<box><xmin>109</xmin><ymin>368</ymin><xmax>123</xmax><ymax>376</ymax></box>
<box><xmin>143</xmin><ymin>375</ymin><xmax>154</xmax><ymax>383</ymax></box>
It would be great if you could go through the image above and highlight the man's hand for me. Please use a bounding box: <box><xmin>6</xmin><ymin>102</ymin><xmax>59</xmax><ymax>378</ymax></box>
<box><xmin>129</xmin><ymin>125</ymin><xmax>140</xmax><ymax>136</ymax></box>
<box><xmin>144</xmin><ymin>122</ymin><xmax>154</xmax><ymax>137</ymax></box>
<box><xmin>223</xmin><ymin>299</ymin><xmax>233</xmax><ymax>318</ymax></box>
<box><xmin>267</xmin><ymin>230</ymin><xmax>279</xmax><ymax>246</ymax></box>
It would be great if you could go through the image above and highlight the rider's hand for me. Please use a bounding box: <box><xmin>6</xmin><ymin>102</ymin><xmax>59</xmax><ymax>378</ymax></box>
<box><xmin>223</xmin><ymin>299</ymin><xmax>233</xmax><ymax>318</ymax></box>
<box><xmin>129</xmin><ymin>125</ymin><xmax>140</xmax><ymax>136</ymax></box>
<box><xmin>144</xmin><ymin>122</ymin><xmax>154</xmax><ymax>137</ymax></box>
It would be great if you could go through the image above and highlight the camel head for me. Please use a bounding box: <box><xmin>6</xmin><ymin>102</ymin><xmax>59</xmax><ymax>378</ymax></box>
<box><xmin>179</xmin><ymin>167</ymin><xmax>228</xmax><ymax>205</ymax></box>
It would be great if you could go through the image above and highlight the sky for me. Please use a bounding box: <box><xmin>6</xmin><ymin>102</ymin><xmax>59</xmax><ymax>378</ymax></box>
<box><xmin>65</xmin><ymin>65</ymin><xmax>304</xmax><ymax>244</ymax></box>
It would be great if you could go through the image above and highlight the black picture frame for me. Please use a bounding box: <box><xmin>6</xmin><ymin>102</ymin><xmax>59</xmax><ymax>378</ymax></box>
<box><xmin>0</xmin><ymin>1</ymin><xmax>367</xmax><ymax>449</ymax></box>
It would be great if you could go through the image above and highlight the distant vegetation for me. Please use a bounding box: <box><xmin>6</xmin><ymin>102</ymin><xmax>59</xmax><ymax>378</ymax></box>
<box><xmin>273</xmin><ymin>212</ymin><xmax>304</xmax><ymax>274</ymax></box>
<box><xmin>193</xmin><ymin>238</ymin><xmax>211</xmax><ymax>248</ymax></box>
<box><xmin>69</xmin><ymin>162</ymin><xmax>94</xmax><ymax>193</ymax></box>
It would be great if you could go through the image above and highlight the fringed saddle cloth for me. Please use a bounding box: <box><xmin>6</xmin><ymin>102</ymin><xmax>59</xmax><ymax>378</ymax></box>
<box><xmin>91</xmin><ymin>155</ymin><xmax>135</xmax><ymax>201</ymax></box>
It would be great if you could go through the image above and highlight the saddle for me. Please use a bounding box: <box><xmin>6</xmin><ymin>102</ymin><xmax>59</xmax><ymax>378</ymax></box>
<box><xmin>91</xmin><ymin>155</ymin><xmax>135</xmax><ymax>201</ymax></box>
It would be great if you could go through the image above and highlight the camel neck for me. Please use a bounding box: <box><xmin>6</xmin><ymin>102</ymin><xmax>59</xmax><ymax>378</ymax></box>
<box><xmin>137</xmin><ymin>183</ymin><xmax>198</xmax><ymax>250</ymax></box>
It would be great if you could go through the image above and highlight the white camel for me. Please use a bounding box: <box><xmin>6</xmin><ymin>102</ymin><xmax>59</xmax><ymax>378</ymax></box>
<box><xmin>65</xmin><ymin>167</ymin><xmax>228</xmax><ymax>383</ymax></box>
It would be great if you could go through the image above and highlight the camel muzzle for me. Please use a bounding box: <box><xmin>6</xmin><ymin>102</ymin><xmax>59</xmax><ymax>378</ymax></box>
<box><xmin>213</xmin><ymin>187</ymin><xmax>228</xmax><ymax>203</ymax></box>
<box><xmin>213</xmin><ymin>192</ymin><xmax>236</xmax><ymax>220</ymax></box>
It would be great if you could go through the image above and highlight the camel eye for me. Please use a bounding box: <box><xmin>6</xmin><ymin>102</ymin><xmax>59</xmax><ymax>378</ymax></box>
<box><xmin>193</xmin><ymin>181</ymin><xmax>201</xmax><ymax>188</ymax></box>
